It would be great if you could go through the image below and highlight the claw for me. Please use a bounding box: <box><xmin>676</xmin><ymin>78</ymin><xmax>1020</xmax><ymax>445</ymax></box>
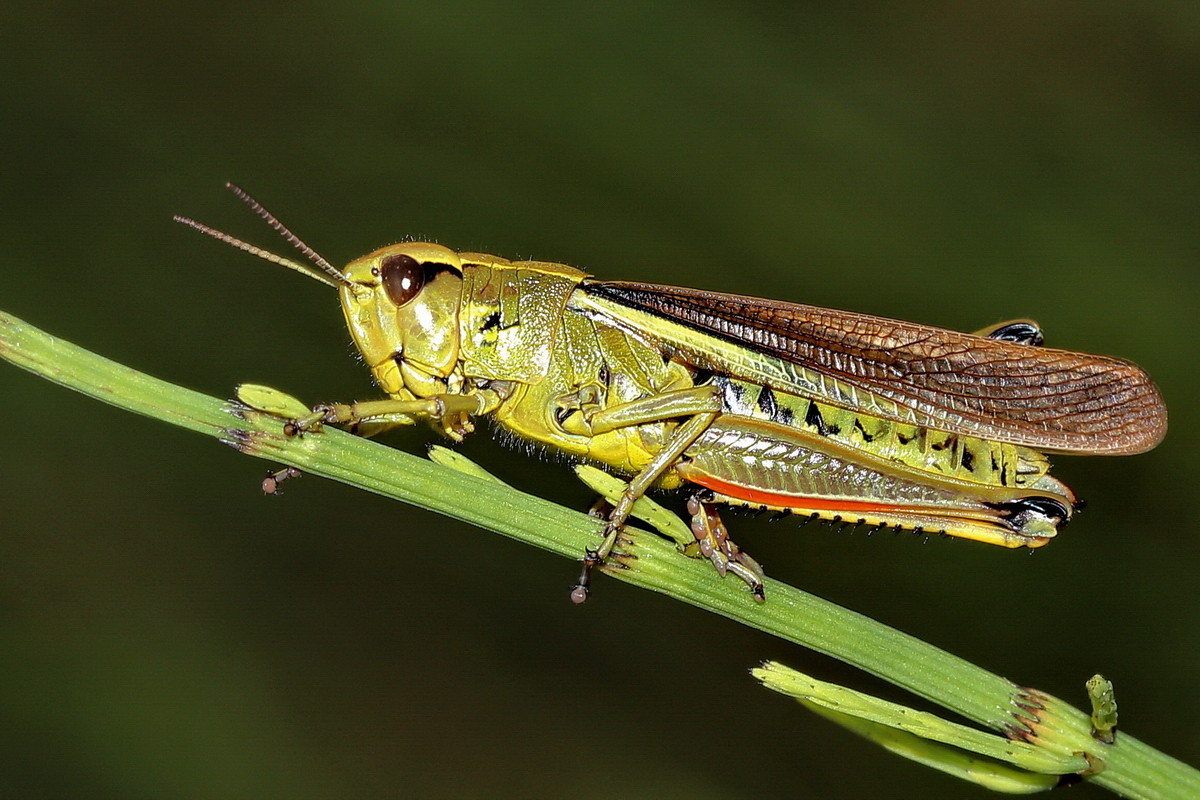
<box><xmin>284</xmin><ymin>404</ymin><xmax>340</xmax><ymax>437</ymax></box>
<box><xmin>689</xmin><ymin>493</ymin><xmax>767</xmax><ymax>600</ymax></box>
<box><xmin>570</xmin><ymin>546</ymin><xmax>605</xmax><ymax>603</ymax></box>
<box><xmin>262</xmin><ymin>466</ymin><xmax>302</xmax><ymax>495</ymax></box>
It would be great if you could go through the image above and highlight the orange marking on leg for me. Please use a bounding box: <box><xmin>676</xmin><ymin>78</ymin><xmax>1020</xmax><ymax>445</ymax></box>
<box><xmin>688</xmin><ymin>474</ymin><xmax>912</xmax><ymax>516</ymax></box>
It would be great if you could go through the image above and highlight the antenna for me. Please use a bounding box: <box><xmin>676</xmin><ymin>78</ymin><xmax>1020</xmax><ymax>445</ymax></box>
<box><xmin>174</xmin><ymin>184</ymin><xmax>352</xmax><ymax>289</ymax></box>
<box><xmin>173</xmin><ymin>214</ymin><xmax>342</xmax><ymax>289</ymax></box>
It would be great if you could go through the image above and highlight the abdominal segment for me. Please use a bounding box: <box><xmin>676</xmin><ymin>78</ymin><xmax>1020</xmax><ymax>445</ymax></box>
<box><xmin>676</xmin><ymin>416</ymin><xmax>1076</xmax><ymax>548</ymax></box>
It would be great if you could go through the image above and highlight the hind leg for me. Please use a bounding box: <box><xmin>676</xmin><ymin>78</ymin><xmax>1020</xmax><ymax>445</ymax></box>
<box><xmin>687</xmin><ymin>493</ymin><xmax>766</xmax><ymax>602</ymax></box>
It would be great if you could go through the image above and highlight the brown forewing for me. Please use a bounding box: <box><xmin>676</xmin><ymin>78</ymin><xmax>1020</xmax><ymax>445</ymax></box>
<box><xmin>583</xmin><ymin>281</ymin><xmax>1167</xmax><ymax>455</ymax></box>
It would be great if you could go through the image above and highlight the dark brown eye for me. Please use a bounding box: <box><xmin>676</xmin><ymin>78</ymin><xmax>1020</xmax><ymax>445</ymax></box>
<box><xmin>379</xmin><ymin>253</ymin><xmax>424</xmax><ymax>307</ymax></box>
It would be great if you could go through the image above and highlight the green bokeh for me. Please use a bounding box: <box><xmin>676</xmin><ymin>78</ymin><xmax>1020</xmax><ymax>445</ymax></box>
<box><xmin>1</xmin><ymin>3</ymin><xmax>1197</xmax><ymax>798</ymax></box>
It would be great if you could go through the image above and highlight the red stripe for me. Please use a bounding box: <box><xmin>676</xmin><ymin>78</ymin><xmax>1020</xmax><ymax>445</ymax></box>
<box><xmin>689</xmin><ymin>474</ymin><xmax>912</xmax><ymax>515</ymax></box>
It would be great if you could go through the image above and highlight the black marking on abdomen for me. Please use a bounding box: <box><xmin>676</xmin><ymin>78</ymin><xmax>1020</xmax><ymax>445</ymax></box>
<box><xmin>853</xmin><ymin>417</ymin><xmax>875</xmax><ymax>443</ymax></box>
<box><xmin>757</xmin><ymin>385</ymin><xmax>779</xmax><ymax>420</ymax></box>
<box><xmin>805</xmin><ymin>400</ymin><xmax>840</xmax><ymax>436</ymax></box>
<box><xmin>714</xmin><ymin>375</ymin><xmax>746</xmax><ymax>409</ymax></box>
<box><xmin>931</xmin><ymin>434</ymin><xmax>957</xmax><ymax>452</ymax></box>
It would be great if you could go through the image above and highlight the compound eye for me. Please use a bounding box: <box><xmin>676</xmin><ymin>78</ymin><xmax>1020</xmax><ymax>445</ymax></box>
<box><xmin>379</xmin><ymin>253</ymin><xmax>424</xmax><ymax>307</ymax></box>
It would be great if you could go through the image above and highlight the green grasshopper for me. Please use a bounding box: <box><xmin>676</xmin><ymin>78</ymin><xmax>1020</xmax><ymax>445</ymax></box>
<box><xmin>178</xmin><ymin>185</ymin><xmax>1167</xmax><ymax>602</ymax></box>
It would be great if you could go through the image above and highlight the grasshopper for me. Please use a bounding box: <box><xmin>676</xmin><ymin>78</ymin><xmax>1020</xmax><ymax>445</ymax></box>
<box><xmin>178</xmin><ymin>185</ymin><xmax>1167</xmax><ymax>602</ymax></box>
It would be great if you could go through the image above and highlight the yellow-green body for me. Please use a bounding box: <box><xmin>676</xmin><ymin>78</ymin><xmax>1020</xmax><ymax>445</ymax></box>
<box><xmin>336</xmin><ymin>242</ymin><xmax>1077</xmax><ymax>550</ymax></box>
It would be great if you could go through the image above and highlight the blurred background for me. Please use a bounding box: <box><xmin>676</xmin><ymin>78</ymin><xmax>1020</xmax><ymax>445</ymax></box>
<box><xmin>1</xmin><ymin>2</ymin><xmax>1197</xmax><ymax>797</ymax></box>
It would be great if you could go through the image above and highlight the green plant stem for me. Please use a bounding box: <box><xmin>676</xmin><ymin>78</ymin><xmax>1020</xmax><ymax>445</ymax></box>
<box><xmin>2</xmin><ymin>309</ymin><xmax>1196</xmax><ymax>798</ymax></box>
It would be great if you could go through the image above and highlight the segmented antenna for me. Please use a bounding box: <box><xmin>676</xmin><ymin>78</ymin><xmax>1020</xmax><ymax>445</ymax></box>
<box><xmin>223</xmin><ymin>183</ymin><xmax>346</xmax><ymax>286</ymax></box>
<box><xmin>173</xmin><ymin>183</ymin><xmax>352</xmax><ymax>289</ymax></box>
<box><xmin>173</xmin><ymin>215</ymin><xmax>343</xmax><ymax>289</ymax></box>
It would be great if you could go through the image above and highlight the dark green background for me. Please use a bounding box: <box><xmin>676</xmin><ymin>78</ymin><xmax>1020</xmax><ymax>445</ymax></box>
<box><xmin>1</xmin><ymin>3</ymin><xmax>1197</xmax><ymax>798</ymax></box>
